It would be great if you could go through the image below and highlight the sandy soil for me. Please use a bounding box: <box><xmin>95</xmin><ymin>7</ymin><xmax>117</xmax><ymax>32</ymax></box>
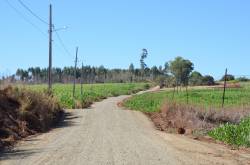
<box><xmin>0</xmin><ymin>95</ymin><xmax>250</xmax><ymax>165</ymax></box>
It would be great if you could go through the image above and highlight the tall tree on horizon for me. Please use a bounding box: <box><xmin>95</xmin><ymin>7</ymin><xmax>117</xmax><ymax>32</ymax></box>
<box><xmin>129</xmin><ymin>63</ymin><xmax>135</xmax><ymax>82</ymax></box>
<box><xmin>140</xmin><ymin>48</ymin><xmax>148</xmax><ymax>80</ymax></box>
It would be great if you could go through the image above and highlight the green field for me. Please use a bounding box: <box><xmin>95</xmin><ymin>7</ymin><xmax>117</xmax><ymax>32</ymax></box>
<box><xmin>124</xmin><ymin>83</ymin><xmax>250</xmax><ymax>112</ymax></box>
<box><xmin>123</xmin><ymin>83</ymin><xmax>250</xmax><ymax>147</ymax></box>
<box><xmin>23</xmin><ymin>83</ymin><xmax>149</xmax><ymax>108</ymax></box>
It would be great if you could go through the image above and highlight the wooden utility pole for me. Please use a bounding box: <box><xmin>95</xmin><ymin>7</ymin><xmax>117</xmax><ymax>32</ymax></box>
<box><xmin>222</xmin><ymin>68</ymin><xmax>228</xmax><ymax>108</ymax></box>
<box><xmin>81</xmin><ymin>62</ymin><xmax>84</xmax><ymax>97</ymax></box>
<box><xmin>73</xmin><ymin>47</ymin><xmax>78</xmax><ymax>100</ymax></box>
<box><xmin>48</xmin><ymin>4</ymin><xmax>53</xmax><ymax>92</ymax></box>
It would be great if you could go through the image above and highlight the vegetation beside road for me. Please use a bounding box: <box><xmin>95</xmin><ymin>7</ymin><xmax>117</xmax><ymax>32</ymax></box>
<box><xmin>124</xmin><ymin>84</ymin><xmax>250</xmax><ymax>112</ymax></box>
<box><xmin>25</xmin><ymin>83</ymin><xmax>150</xmax><ymax>108</ymax></box>
<box><xmin>2</xmin><ymin>53</ymin><xmax>250</xmax><ymax>148</ymax></box>
<box><xmin>0</xmin><ymin>83</ymin><xmax>150</xmax><ymax>150</ymax></box>
<box><xmin>0</xmin><ymin>86</ymin><xmax>63</xmax><ymax>150</ymax></box>
<box><xmin>123</xmin><ymin>83</ymin><xmax>250</xmax><ymax>147</ymax></box>
<box><xmin>209</xmin><ymin>118</ymin><xmax>250</xmax><ymax>148</ymax></box>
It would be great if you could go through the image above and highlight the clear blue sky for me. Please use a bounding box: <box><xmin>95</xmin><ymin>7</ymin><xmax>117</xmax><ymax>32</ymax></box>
<box><xmin>1</xmin><ymin>0</ymin><xmax>250</xmax><ymax>79</ymax></box>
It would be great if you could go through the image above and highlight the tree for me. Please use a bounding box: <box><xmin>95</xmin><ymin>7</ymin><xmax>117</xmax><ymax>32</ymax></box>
<box><xmin>140</xmin><ymin>48</ymin><xmax>148</xmax><ymax>79</ymax></box>
<box><xmin>237</xmin><ymin>77</ymin><xmax>249</xmax><ymax>82</ymax></box>
<box><xmin>169</xmin><ymin>56</ymin><xmax>194</xmax><ymax>86</ymax></box>
<box><xmin>202</xmin><ymin>75</ymin><xmax>215</xmax><ymax>86</ymax></box>
<box><xmin>134</xmin><ymin>68</ymin><xmax>140</xmax><ymax>81</ymax></box>
<box><xmin>128</xmin><ymin>63</ymin><xmax>135</xmax><ymax>82</ymax></box>
<box><xmin>54</xmin><ymin>68</ymin><xmax>62</xmax><ymax>83</ymax></box>
<box><xmin>96</xmin><ymin>65</ymin><xmax>106</xmax><ymax>83</ymax></box>
<box><xmin>34</xmin><ymin>67</ymin><xmax>41</xmax><ymax>82</ymax></box>
<box><xmin>165</xmin><ymin>75</ymin><xmax>176</xmax><ymax>87</ymax></box>
<box><xmin>221</xmin><ymin>74</ymin><xmax>235</xmax><ymax>81</ymax></box>
<box><xmin>158</xmin><ymin>66</ymin><xmax>163</xmax><ymax>74</ymax></box>
<box><xmin>163</xmin><ymin>62</ymin><xmax>169</xmax><ymax>76</ymax></box>
<box><xmin>151</xmin><ymin>66</ymin><xmax>159</xmax><ymax>80</ymax></box>
<box><xmin>28</xmin><ymin>67</ymin><xmax>35</xmax><ymax>81</ymax></box>
<box><xmin>16</xmin><ymin>69</ymin><xmax>24</xmax><ymax>80</ymax></box>
<box><xmin>189</xmin><ymin>71</ymin><xmax>203</xmax><ymax>86</ymax></box>
<box><xmin>16</xmin><ymin>69</ymin><xmax>28</xmax><ymax>81</ymax></box>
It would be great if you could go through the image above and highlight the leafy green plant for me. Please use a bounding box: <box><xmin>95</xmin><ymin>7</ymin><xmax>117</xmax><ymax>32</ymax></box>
<box><xmin>208</xmin><ymin>117</ymin><xmax>250</xmax><ymax>147</ymax></box>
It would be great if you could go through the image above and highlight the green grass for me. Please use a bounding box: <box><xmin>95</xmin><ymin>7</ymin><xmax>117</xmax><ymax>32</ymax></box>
<box><xmin>23</xmin><ymin>83</ymin><xmax>150</xmax><ymax>108</ymax></box>
<box><xmin>209</xmin><ymin>118</ymin><xmax>250</xmax><ymax>148</ymax></box>
<box><xmin>124</xmin><ymin>83</ymin><xmax>250</xmax><ymax>113</ymax></box>
<box><xmin>123</xmin><ymin>82</ymin><xmax>250</xmax><ymax>147</ymax></box>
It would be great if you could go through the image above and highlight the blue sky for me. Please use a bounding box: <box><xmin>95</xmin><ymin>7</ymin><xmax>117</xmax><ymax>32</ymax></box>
<box><xmin>1</xmin><ymin>0</ymin><xmax>250</xmax><ymax>79</ymax></box>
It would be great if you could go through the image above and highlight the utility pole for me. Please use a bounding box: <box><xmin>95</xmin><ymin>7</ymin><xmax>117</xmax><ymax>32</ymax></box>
<box><xmin>81</xmin><ymin>62</ymin><xmax>84</xmax><ymax>97</ymax></box>
<box><xmin>222</xmin><ymin>68</ymin><xmax>228</xmax><ymax>108</ymax></box>
<box><xmin>48</xmin><ymin>4</ymin><xmax>53</xmax><ymax>92</ymax></box>
<box><xmin>73</xmin><ymin>47</ymin><xmax>78</xmax><ymax>101</ymax></box>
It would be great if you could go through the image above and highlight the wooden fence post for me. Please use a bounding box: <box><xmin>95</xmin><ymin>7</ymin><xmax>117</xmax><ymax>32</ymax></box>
<box><xmin>222</xmin><ymin>68</ymin><xmax>228</xmax><ymax>108</ymax></box>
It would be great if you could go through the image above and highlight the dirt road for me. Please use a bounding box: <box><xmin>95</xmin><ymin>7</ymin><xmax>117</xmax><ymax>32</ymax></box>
<box><xmin>1</xmin><ymin>96</ymin><xmax>250</xmax><ymax>165</ymax></box>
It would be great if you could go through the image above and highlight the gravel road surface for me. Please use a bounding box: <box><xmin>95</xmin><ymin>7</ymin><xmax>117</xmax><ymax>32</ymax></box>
<box><xmin>1</xmin><ymin>96</ymin><xmax>250</xmax><ymax>165</ymax></box>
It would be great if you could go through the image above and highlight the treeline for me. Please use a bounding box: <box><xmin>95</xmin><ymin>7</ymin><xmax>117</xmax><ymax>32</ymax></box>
<box><xmin>13</xmin><ymin>64</ymin><xmax>168</xmax><ymax>84</ymax></box>
<box><xmin>3</xmin><ymin>52</ymin><xmax>247</xmax><ymax>87</ymax></box>
<box><xmin>7</xmin><ymin>56</ymin><xmax>216</xmax><ymax>87</ymax></box>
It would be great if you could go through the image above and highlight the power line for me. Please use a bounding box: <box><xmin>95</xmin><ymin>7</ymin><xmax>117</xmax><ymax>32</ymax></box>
<box><xmin>17</xmin><ymin>0</ymin><xmax>48</xmax><ymax>25</ymax></box>
<box><xmin>6</xmin><ymin>0</ymin><xmax>78</xmax><ymax>65</ymax></box>
<box><xmin>54</xmin><ymin>30</ymin><xmax>74</xmax><ymax>58</ymax></box>
<box><xmin>4</xmin><ymin>0</ymin><xmax>47</xmax><ymax>37</ymax></box>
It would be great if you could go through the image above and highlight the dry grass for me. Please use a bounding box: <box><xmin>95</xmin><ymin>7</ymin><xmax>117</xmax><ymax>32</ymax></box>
<box><xmin>0</xmin><ymin>86</ymin><xmax>63</xmax><ymax>150</ymax></box>
<box><xmin>147</xmin><ymin>101</ymin><xmax>250</xmax><ymax>135</ymax></box>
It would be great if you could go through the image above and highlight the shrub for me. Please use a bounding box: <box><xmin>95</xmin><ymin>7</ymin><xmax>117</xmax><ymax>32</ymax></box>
<box><xmin>202</xmin><ymin>75</ymin><xmax>215</xmax><ymax>86</ymax></box>
<box><xmin>237</xmin><ymin>77</ymin><xmax>249</xmax><ymax>82</ymax></box>
<box><xmin>189</xmin><ymin>71</ymin><xmax>203</xmax><ymax>86</ymax></box>
<box><xmin>221</xmin><ymin>74</ymin><xmax>235</xmax><ymax>81</ymax></box>
<box><xmin>143</xmin><ymin>83</ymin><xmax>151</xmax><ymax>89</ymax></box>
<box><xmin>17</xmin><ymin>88</ymin><xmax>63</xmax><ymax>131</ymax></box>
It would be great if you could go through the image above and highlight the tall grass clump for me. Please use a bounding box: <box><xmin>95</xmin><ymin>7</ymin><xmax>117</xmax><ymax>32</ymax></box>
<box><xmin>0</xmin><ymin>86</ymin><xmax>63</xmax><ymax>150</ymax></box>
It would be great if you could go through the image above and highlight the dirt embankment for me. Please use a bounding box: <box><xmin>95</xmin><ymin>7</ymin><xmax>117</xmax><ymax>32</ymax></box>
<box><xmin>0</xmin><ymin>86</ymin><xmax>63</xmax><ymax>150</ymax></box>
<box><xmin>147</xmin><ymin>102</ymin><xmax>250</xmax><ymax>134</ymax></box>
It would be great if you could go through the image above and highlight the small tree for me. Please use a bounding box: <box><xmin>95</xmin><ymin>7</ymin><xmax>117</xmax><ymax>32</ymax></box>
<box><xmin>202</xmin><ymin>75</ymin><xmax>215</xmax><ymax>86</ymax></box>
<box><xmin>169</xmin><ymin>56</ymin><xmax>194</xmax><ymax>87</ymax></box>
<box><xmin>189</xmin><ymin>71</ymin><xmax>203</xmax><ymax>86</ymax></box>
<box><xmin>221</xmin><ymin>74</ymin><xmax>235</xmax><ymax>81</ymax></box>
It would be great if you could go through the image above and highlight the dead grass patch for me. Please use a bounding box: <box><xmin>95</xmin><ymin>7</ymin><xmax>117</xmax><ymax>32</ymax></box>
<box><xmin>146</xmin><ymin>101</ymin><xmax>250</xmax><ymax>136</ymax></box>
<box><xmin>0</xmin><ymin>86</ymin><xmax>63</xmax><ymax>150</ymax></box>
